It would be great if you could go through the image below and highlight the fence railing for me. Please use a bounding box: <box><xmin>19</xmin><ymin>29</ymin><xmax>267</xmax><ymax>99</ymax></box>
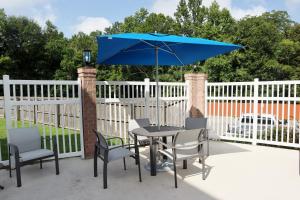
<box><xmin>2</xmin><ymin>75</ymin><xmax>299</xmax><ymax>161</ymax></box>
<box><xmin>96</xmin><ymin>79</ymin><xmax>188</xmax><ymax>140</ymax></box>
<box><xmin>206</xmin><ymin>79</ymin><xmax>300</xmax><ymax>148</ymax></box>
<box><xmin>0</xmin><ymin>75</ymin><xmax>84</xmax><ymax>161</ymax></box>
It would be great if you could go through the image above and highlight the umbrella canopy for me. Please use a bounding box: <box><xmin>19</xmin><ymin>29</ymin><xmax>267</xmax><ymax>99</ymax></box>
<box><xmin>96</xmin><ymin>33</ymin><xmax>242</xmax><ymax>128</ymax></box>
<box><xmin>97</xmin><ymin>33</ymin><xmax>242</xmax><ymax>66</ymax></box>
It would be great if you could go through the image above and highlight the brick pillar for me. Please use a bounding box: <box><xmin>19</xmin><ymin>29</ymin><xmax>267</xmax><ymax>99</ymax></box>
<box><xmin>185</xmin><ymin>73</ymin><xmax>208</xmax><ymax>118</ymax></box>
<box><xmin>78</xmin><ymin>67</ymin><xmax>97</xmax><ymax>158</ymax></box>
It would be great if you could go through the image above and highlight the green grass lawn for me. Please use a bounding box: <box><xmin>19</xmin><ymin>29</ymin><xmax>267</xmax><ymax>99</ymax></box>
<box><xmin>0</xmin><ymin>118</ymin><xmax>81</xmax><ymax>160</ymax></box>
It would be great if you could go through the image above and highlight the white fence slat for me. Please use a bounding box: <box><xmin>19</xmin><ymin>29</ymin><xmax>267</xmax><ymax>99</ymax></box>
<box><xmin>293</xmin><ymin>84</ymin><xmax>296</xmax><ymax>143</ymax></box>
<box><xmin>281</xmin><ymin>84</ymin><xmax>285</xmax><ymax>142</ymax></box>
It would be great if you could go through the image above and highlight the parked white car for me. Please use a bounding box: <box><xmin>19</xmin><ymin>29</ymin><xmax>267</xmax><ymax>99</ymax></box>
<box><xmin>228</xmin><ymin>113</ymin><xmax>279</xmax><ymax>136</ymax></box>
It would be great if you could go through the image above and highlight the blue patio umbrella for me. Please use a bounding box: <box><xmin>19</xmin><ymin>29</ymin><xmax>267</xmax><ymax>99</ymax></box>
<box><xmin>97</xmin><ymin>33</ymin><xmax>242</xmax><ymax>127</ymax></box>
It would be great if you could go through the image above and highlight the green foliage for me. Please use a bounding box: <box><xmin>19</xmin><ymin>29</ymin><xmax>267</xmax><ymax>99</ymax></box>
<box><xmin>0</xmin><ymin>2</ymin><xmax>300</xmax><ymax>82</ymax></box>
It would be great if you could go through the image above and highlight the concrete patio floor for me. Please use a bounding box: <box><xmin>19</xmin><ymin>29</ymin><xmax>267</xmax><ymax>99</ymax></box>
<box><xmin>1</xmin><ymin>141</ymin><xmax>300</xmax><ymax>200</ymax></box>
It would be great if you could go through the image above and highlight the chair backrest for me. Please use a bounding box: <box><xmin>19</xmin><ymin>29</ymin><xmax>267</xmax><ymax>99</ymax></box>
<box><xmin>128</xmin><ymin>118</ymin><xmax>150</xmax><ymax>132</ymax></box>
<box><xmin>173</xmin><ymin>128</ymin><xmax>205</xmax><ymax>156</ymax></box>
<box><xmin>8</xmin><ymin>128</ymin><xmax>41</xmax><ymax>153</ymax></box>
<box><xmin>94</xmin><ymin>130</ymin><xmax>108</xmax><ymax>157</ymax></box>
<box><xmin>185</xmin><ymin>117</ymin><xmax>207</xmax><ymax>130</ymax></box>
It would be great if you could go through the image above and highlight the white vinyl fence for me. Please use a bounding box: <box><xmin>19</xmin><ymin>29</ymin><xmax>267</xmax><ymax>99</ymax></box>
<box><xmin>2</xmin><ymin>74</ymin><xmax>299</xmax><ymax>161</ymax></box>
<box><xmin>206</xmin><ymin>79</ymin><xmax>300</xmax><ymax>148</ymax></box>
<box><xmin>0</xmin><ymin>75</ymin><xmax>83</xmax><ymax>161</ymax></box>
<box><xmin>96</xmin><ymin>79</ymin><xmax>188</xmax><ymax>141</ymax></box>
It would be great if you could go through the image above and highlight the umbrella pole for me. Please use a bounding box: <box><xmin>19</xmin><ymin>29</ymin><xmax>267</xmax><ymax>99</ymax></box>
<box><xmin>155</xmin><ymin>47</ymin><xmax>160</xmax><ymax>129</ymax></box>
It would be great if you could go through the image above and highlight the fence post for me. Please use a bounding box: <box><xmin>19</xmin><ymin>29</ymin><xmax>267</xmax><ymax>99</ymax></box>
<box><xmin>144</xmin><ymin>78</ymin><xmax>150</xmax><ymax>118</ymax></box>
<box><xmin>78</xmin><ymin>77</ymin><xmax>85</xmax><ymax>159</ymax></box>
<box><xmin>77</xmin><ymin>67</ymin><xmax>97</xmax><ymax>158</ymax></box>
<box><xmin>3</xmin><ymin>75</ymin><xmax>12</xmax><ymax>134</ymax></box>
<box><xmin>252</xmin><ymin>78</ymin><xmax>259</xmax><ymax>145</ymax></box>
<box><xmin>184</xmin><ymin>73</ymin><xmax>208</xmax><ymax>117</ymax></box>
<box><xmin>205</xmin><ymin>80</ymin><xmax>208</xmax><ymax>118</ymax></box>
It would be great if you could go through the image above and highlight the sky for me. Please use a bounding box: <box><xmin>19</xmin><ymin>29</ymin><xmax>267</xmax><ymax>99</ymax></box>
<box><xmin>1</xmin><ymin>0</ymin><xmax>300</xmax><ymax>38</ymax></box>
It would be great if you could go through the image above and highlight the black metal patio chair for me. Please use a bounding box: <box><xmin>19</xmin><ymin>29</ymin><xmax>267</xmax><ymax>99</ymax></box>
<box><xmin>93</xmin><ymin>130</ymin><xmax>142</xmax><ymax>189</ymax></box>
<box><xmin>0</xmin><ymin>163</ymin><xmax>4</xmax><ymax>190</ymax></box>
<box><xmin>8</xmin><ymin>127</ymin><xmax>59</xmax><ymax>187</ymax></box>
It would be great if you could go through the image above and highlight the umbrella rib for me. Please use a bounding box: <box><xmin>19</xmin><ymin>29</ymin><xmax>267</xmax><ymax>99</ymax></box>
<box><xmin>121</xmin><ymin>47</ymin><xmax>158</xmax><ymax>53</ymax></box>
<box><xmin>161</xmin><ymin>42</ymin><xmax>185</xmax><ymax>66</ymax></box>
<box><xmin>139</xmin><ymin>39</ymin><xmax>175</xmax><ymax>55</ymax></box>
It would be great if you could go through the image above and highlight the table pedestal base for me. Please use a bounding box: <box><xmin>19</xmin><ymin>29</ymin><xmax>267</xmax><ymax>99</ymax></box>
<box><xmin>144</xmin><ymin>160</ymin><xmax>173</xmax><ymax>172</ymax></box>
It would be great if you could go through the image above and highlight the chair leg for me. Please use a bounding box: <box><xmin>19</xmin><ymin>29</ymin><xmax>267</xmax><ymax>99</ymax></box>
<box><xmin>54</xmin><ymin>152</ymin><xmax>59</xmax><ymax>175</ymax></box>
<box><xmin>173</xmin><ymin>159</ymin><xmax>177</xmax><ymax>188</ymax></box>
<box><xmin>138</xmin><ymin>158</ymin><xmax>142</xmax><ymax>182</ymax></box>
<box><xmin>9</xmin><ymin>156</ymin><xmax>12</xmax><ymax>178</ymax></box>
<box><xmin>201</xmin><ymin>146</ymin><xmax>206</xmax><ymax>180</ymax></box>
<box><xmin>136</xmin><ymin>150</ymin><xmax>142</xmax><ymax>182</ymax></box>
<box><xmin>183</xmin><ymin>160</ymin><xmax>187</xmax><ymax>169</ymax></box>
<box><xmin>40</xmin><ymin>160</ymin><xmax>43</xmax><ymax>169</ymax></box>
<box><xmin>123</xmin><ymin>157</ymin><xmax>126</xmax><ymax>171</ymax></box>
<box><xmin>103</xmin><ymin>161</ymin><xmax>108</xmax><ymax>189</ymax></box>
<box><xmin>94</xmin><ymin>146</ymin><xmax>98</xmax><ymax>177</ymax></box>
<box><xmin>202</xmin><ymin>155</ymin><xmax>205</xmax><ymax>180</ymax></box>
<box><xmin>0</xmin><ymin>185</ymin><xmax>3</xmax><ymax>190</ymax></box>
<box><xmin>134</xmin><ymin>136</ymin><xmax>139</xmax><ymax>165</ymax></box>
<box><xmin>199</xmin><ymin>144</ymin><xmax>203</xmax><ymax>163</ymax></box>
<box><xmin>15</xmin><ymin>157</ymin><xmax>21</xmax><ymax>187</ymax></box>
<box><xmin>207</xmin><ymin>139</ymin><xmax>210</xmax><ymax>157</ymax></box>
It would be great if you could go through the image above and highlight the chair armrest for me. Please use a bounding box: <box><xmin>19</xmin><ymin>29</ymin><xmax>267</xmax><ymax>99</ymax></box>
<box><xmin>156</xmin><ymin>140</ymin><xmax>172</xmax><ymax>149</ymax></box>
<box><xmin>95</xmin><ymin>142</ymin><xmax>108</xmax><ymax>151</ymax></box>
<box><xmin>174</xmin><ymin>142</ymin><xmax>203</xmax><ymax>150</ymax></box>
<box><xmin>52</xmin><ymin>137</ymin><xmax>58</xmax><ymax>152</ymax></box>
<box><xmin>8</xmin><ymin>143</ymin><xmax>20</xmax><ymax>157</ymax></box>
<box><xmin>205</xmin><ymin>129</ymin><xmax>209</xmax><ymax>139</ymax></box>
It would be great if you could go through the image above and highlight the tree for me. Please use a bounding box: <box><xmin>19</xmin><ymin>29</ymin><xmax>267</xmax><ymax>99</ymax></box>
<box><xmin>1</xmin><ymin>15</ymin><xmax>47</xmax><ymax>79</ymax></box>
<box><xmin>55</xmin><ymin>32</ymin><xmax>96</xmax><ymax>80</ymax></box>
<box><xmin>0</xmin><ymin>3</ymin><xmax>299</xmax><ymax>82</ymax></box>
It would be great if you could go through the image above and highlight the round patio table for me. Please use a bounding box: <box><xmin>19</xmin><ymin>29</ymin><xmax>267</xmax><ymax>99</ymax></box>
<box><xmin>132</xmin><ymin>126</ymin><xmax>183</xmax><ymax>176</ymax></box>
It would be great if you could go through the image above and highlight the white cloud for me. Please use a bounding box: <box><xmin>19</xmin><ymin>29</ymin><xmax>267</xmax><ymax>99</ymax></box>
<box><xmin>151</xmin><ymin>0</ymin><xmax>180</xmax><ymax>16</ymax></box>
<box><xmin>285</xmin><ymin>0</ymin><xmax>300</xmax><ymax>8</ymax></box>
<box><xmin>0</xmin><ymin>0</ymin><xmax>47</xmax><ymax>9</ymax></box>
<box><xmin>0</xmin><ymin>0</ymin><xmax>57</xmax><ymax>27</ymax></box>
<box><xmin>73</xmin><ymin>17</ymin><xmax>112</xmax><ymax>34</ymax></box>
<box><xmin>150</xmin><ymin>0</ymin><xmax>266</xmax><ymax>19</ymax></box>
<box><xmin>203</xmin><ymin>0</ymin><xmax>266</xmax><ymax>19</ymax></box>
<box><xmin>202</xmin><ymin>0</ymin><xmax>231</xmax><ymax>9</ymax></box>
<box><xmin>32</xmin><ymin>4</ymin><xmax>57</xmax><ymax>27</ymax></box>
<box><xmin>230</xmin><ymin>5</ymin><xmax>266</xmax><ymax>19</ymax></box>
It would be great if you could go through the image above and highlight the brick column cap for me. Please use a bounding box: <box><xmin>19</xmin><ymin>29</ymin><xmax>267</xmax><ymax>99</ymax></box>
<box><xmin>77</xmin><ymin>67</ymin><xmax>97</xmax><ymax>78</ymax></box>
<box><xmin>185</xmin><ymin>73</ymin><xmax>208</xmax><ymax>80</ymax></box>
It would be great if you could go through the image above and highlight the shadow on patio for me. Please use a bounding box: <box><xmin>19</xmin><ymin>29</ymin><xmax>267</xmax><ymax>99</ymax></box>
<box><xmin>1</xmin><ymin>141</ymin><xmax>299</xmax><ymax>200</ymax></box>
